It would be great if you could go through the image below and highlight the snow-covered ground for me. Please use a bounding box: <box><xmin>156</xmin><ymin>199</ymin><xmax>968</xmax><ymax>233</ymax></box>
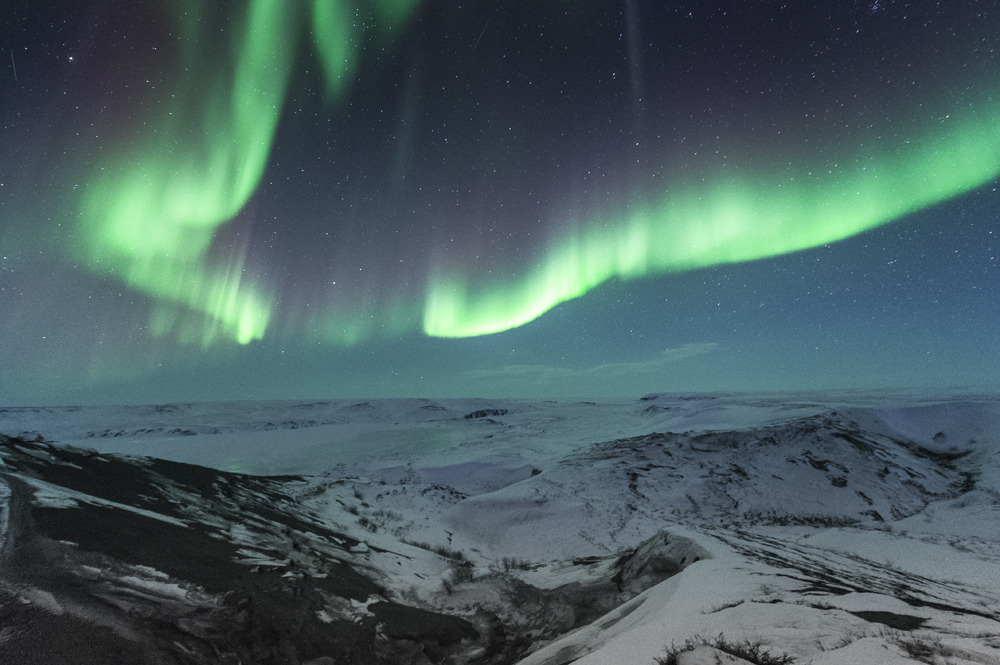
<box><xmin>2</xmin><ymin>390</ymin><xmax>999</xmax><ymax>664</ymax></box>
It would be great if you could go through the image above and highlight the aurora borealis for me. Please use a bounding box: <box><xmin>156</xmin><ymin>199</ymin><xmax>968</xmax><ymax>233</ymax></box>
<box><xmin>2</xmin><ymin>1</ymin><xmax>999</xmax><ymax>404</ymax></box>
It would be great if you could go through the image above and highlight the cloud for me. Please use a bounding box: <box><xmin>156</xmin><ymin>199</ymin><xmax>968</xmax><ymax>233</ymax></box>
<box><xmin>462</xmin><ymin>342</ymin><xmax>719</xmax><ymax>396</ymax></box>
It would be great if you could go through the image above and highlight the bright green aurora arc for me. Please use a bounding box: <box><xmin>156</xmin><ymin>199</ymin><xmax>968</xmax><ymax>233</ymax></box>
<box><xmin>73</xmin><ymin>0</ymin><xmax>1000</xmax><ymax>346</ymax></box>
<box><xmin>424</xmin><ymin>102</ymin><xmax>1000</xmax><ymax>337</ymax></box>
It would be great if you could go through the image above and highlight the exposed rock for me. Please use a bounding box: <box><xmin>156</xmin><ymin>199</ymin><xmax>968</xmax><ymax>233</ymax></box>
<box><xmin>0</xmin><ymin>434</ymin><xmax>690</xmax><ymax>665</ymax></box>
<box><xmin>464</xmin><ymin>409</ymin><xmax>510</xmax><ymax>420</ymax></box>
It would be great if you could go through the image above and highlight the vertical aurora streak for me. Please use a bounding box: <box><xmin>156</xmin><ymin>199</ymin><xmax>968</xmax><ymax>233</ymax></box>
<box><xmin>78</xmin><ymin>0</ymin><xmax>297</xmax><ymax>345</ymax></box>
<box><xmin>311</xmin><ymin>0</ymin><xmax>421</xmax><ymax>96</ymax></box>
<box><xmin>76</xmin><ymin>0</ymin><xmax>422</xmax><ymax>346</ymax></box>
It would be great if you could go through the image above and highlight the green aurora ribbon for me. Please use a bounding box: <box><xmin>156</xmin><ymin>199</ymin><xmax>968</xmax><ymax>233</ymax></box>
<box><xmin>76</xmin><ymin>1</ymin><xmax>1000</xmax><ymax>346</ymax></box>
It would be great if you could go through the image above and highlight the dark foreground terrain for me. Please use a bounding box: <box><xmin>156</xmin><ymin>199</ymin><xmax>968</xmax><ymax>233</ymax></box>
<box><xmin>2</xmin><ymin>394</ymin><xmax>998</xmax><ymax>664</ymax></box>
<box><xmin>0</xmin><ymin>434</ymin><xmax>698</xmax><ymax>664</ymax></box>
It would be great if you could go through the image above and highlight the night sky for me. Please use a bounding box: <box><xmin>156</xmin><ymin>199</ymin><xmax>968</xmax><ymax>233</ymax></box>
<box><xmin>2</xmin><ymin>1</ymin><xmax>998</xmax><ymax>405</ymax></box>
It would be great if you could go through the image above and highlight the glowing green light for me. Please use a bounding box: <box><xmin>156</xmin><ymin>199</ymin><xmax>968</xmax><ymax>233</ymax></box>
<box><xmin>311</xmin><ymin>0</ymin><xmax>356</xmax><ymax>97</ymax></box>
<box><xmin>79</xmin><ymin>0</ymin><xmax>296</xmax><ymax>346</ymax></box>
<box><xmin>311</xmin><ymin>0</ymin><xmax>421</xmax><ymax>97</ymax></box>
<box><xmin>73</xmin><ymin>1</ymin><xmax>999</xmax><ymax>348</ymax></box>
<box><xmin>424</xmin><ymin>102</ymin><xmax>1000</xmax><ymax>337</ymax></box>
<box><xmin>77</xmin><ymin>0</ymin><xmax>422</xmax><ymax>346</ymax></box>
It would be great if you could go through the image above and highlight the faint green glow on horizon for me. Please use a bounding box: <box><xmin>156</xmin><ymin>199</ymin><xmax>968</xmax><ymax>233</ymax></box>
<box><xmin>423</xmin><ymin>103</ymin><xmax>1000</xmax><ymax>338</ymax></box>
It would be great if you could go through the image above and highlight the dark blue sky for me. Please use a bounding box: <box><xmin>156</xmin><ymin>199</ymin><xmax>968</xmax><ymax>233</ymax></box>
<box><xmin>1</xmin><ymin>1</ymin><xmax>998</xmax><ymax>405</ymax></box>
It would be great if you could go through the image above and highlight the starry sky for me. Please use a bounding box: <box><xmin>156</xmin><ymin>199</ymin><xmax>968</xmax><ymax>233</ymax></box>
<box><xmin>2</xmin><ymin>0</ymin><xmax>999</xmax><ymax>406</ymax></box>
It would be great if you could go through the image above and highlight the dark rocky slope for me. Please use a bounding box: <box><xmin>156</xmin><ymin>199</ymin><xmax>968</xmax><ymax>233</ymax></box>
<box><xmin>0</xmin><ymin>435</ymin><xmax>697</xmax><ymax>664</ymax></box>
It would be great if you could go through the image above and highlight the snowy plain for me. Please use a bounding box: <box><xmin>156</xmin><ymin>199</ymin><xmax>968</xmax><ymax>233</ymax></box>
<box><xmin>2</xmin><ymin>390</ymin><xmax>999</xmax><ymax>664</ymax></box>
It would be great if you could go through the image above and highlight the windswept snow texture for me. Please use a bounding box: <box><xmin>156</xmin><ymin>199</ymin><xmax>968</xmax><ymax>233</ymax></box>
<box><xmin>1</xmin><ymin>391</ymin><xmax>1000</xmax><ymax>664</ymax></box>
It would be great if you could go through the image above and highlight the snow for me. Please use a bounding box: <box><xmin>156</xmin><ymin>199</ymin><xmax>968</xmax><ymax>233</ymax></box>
<box><xmin>17</xmin><ymin>474</ymin><xmax>190</xmax><ymax>527</ymax></box>
<box><xmin>2</xmin><ymin>390</ymin><xmax>1000</xmax><ymax>664</ymax></box>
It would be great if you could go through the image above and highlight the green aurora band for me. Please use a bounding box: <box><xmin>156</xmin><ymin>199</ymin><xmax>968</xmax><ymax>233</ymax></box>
<box><xmin>75</xmin><ymin>1</ymin><xmax>1000</xmax><ymax>346</ymax></box>
<box><xmin>423</xmin><ymin>100</ymin><xmax>1000</xmax><ymax>337</ymax></box>
<box><xmin>78</xmin><ymin>0</ymin><xmax>421</xmax><ymax>346</ymax></box>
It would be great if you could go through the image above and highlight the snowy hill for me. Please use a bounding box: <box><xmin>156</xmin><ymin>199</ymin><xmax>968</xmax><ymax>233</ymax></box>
<box><xmin>1</xmin><ymin>392</ymin><xmax>999</xmax><ymax>664</ymax></box>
